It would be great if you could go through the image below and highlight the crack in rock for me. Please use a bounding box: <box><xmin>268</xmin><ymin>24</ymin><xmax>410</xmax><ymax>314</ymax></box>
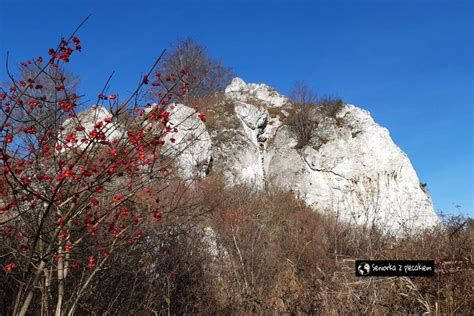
<box><xmin>302</xmin><ymin>155</ymin><xmax>351</xmax><ymax>181</ymax></box>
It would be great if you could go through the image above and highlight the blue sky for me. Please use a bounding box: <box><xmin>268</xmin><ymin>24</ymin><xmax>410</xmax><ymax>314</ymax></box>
<box><xmin>1</xmin><ymin>0</ymin><xmax>472</xmax><ymax>216</ymax></box>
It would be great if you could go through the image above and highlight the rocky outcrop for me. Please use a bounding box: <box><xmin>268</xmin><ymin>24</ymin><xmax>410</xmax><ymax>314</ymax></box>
<box><xmin>211</xmin><ymin>78</ymin><xmax>439</xmax><ymax>234</ymax></box>
<box><xmin>58</xmin><ymin>105</ymin><xmax>124</xmax><ymax>152</ymax></box>
<box><xmin>225</xmin><ymin>77</ymin><xmax>289</xmax><ymax>108</ymax></box>
<box><xmin>65</xmin><ymin>78</ymin><xmax>440</xmax><ymax>234</ymax></box>
<box><xmin>265</xmin><ymin>104</ymin><xmax>437</xmax><ymax>233</ymax></box>
<box><xmin>161</xmin><ymin>103</ymin><xmax>212</xmax><ymax>179</ymax></box>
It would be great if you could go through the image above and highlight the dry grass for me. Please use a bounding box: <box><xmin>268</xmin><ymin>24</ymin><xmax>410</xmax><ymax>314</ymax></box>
<box><xmin>2</xmin><ymin>177</ymin><xmax>470</xmax><ymax>314</ymax></box>
<box><xmin>2</xmin><ymin>103</ymin><xmax>471</xmax><ymax>314</ymax></box>
<box><xmin>196</xmin><ymin>179</ymin><xmax>474</xmax><ymax>315</ymax></box>
<box><xmin>187</xmin><ymin>93</ymin><xmax>233</xmax><ymax>129</ymax></box>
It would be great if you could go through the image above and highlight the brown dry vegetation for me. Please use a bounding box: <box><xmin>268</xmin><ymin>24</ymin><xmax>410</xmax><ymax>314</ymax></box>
<box><xmin>285</xmin><ymin>81</ymin><xmax>345</xmax><ymax>149</ymax></box>
<box><xmin>2</xmin><ymin>78</ymin><xmax>470</xmax><ymax>314</ymax></box>
<box><xmin>188</xmin><ymin>89</ymin><xmax>345</xmax><ymax>151</ymax></box>
<box><xmin>285</xmin><ymin>96</ymin><xmax>344</xmax><ymax>149</ymax></box>
<box><xmin>198</xmin><ymin>178</ymin><xmax>473</xmax><ymax>315</ymax></box>
<box><xmin>189</xmin><ymin>92</ymin><xmax>235</xmax><ymax>131</ymax></box>
<box><xmin>2</xmin><ymin>175</ymin><xmax>472</xmax><ymax>315</ymax></box>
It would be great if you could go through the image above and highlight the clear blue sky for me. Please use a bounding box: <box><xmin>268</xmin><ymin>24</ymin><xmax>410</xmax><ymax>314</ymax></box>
<box><xmin>1</xmin><ymin>0</ymin><xmax>472</xmax><ymax>216</ymax></box>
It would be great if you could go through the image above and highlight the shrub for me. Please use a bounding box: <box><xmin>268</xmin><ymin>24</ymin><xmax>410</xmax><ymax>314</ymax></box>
<box><xmin>180</xmin><ymin>180</ymin><xmax>474</xmax><ymax>314</ymax></box>
<box><xmin>286</xmin><ymin>103</ymin><xmax>319</xmax><ymax>149</ymax></box>
<box><xmin>0</xmin><ymin>20</ymin><xmax>207</xmax><ymax>315</ymax></box>
<box><xmin>319</xmin><ymin>95</ymin><xmax>344</xmax><ymax>119</ymax></box>
<box><xmin>286</xmin><ymin>81</ymin><xmax>344</xmax><ymax>148</ymax></box>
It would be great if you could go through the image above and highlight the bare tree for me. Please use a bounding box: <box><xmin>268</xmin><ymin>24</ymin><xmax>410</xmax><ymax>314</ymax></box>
<box><xmin>287</xmin><ymin>82</ymin><xmax>318</xmax><ymax>148</ymax></box>
<box><xmin>288</xmin><ymin>80</ymin><xmax>318</xmax><ymax>105</ymax></box>
<box><xmin>154</xmin><ymin>38</ymin><xmax>234</xmax><ymax>100</ymax></box>
<box><xmin>1</xmin><ymin>64</ymin><xmax>80</xmax><ymax>140</ymax></box>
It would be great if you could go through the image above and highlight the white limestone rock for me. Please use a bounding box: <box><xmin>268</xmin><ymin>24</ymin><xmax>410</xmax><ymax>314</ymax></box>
<box><xmin>162</xmin><ymin>103</ymin><xmax>213</xmax><ymax>179</ymax></box>
<box><xmin>58</xmin><ymin>105</ymin><xmax>124</xmax><ymax>152</ymax></box>
<box><xmin>225</xmin><ymin>77</ymin><xmax>290</xmax><ymax>108</ymax></box>
<box><xmin>267</xmin><ymin>105</ymin><xmax>438</xmax><ymax>233</ymax></box>
<box><xmin>63</xmin><ymin>78</ymin><xmax>440</xmax><ymax>235</ymax></box>
<box><xmin>212</xmin><ymin>78</ymin><xmax>439</xmax><ymax>234</ymax></box>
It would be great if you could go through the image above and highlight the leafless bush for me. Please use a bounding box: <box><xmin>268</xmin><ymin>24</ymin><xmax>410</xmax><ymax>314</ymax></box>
<box><xmin>287</xmin><ymin>82</ymin><xmax>344</xmax><ymax>148</ymax></box>
<box><xmin>288</xmin><ymin>80</ymin><xmax>318</xmax><ymax>105</ymax></box>
<box><xmin>194</xmin><ymin>180</ymin><xmax>473</xmax><ymax>314</ymax></box>
<box><xmin>286</xmin><ymin>103</ymin><xmax>318</xmax><ymax>149</ymax></box>
<box><xmin>3</xmin><ymin>174</ymin><xmax>470</xmax><ymax>314</ymax></box>
<box><xmin>319</xmin><ymin>95</ymin><xmax>344</xmax><ymax>119</ymax></box>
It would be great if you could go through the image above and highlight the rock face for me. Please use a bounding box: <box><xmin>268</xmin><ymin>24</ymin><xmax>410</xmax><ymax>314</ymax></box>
<box><xmin>225</xmin><ymin>77</ymin><xmax>289</xmax><ymax>108</ymax></box>
<box><xmin>210</xmin><ymin>78</ymin><xmax>439</xmax><ymax>234</ymax></box>
<box><xmin>161</xmin><ymin>103</ymin><xmax>212</xmax><ymax>179</ymax></box>
<box><xmin>58</xmin><ymin>105</ymin><xmax>124</xmax><ymax>152</ymax></box>
<box><xmin>267</xmin><ymin>105</ymin><xmax>438</xmax><ymax>233</ymax></box>
<box><xmin>58</xmin><ymin>103</ymin><xmax>212</xmax><ymax>179</ymax></box>
<box><xmin>66</xmin><ymin>78</ymin><xmax>439</xmax><ymax>234</ymax></box>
